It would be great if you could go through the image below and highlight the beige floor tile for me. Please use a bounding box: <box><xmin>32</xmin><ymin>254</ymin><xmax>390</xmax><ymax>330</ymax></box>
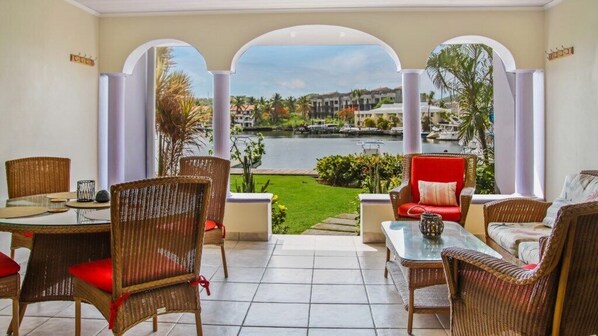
<box><xmin>201</xmin><ymin>282</ymin><xmax>259</xmax><ymax>302</ymax></box>
<box><xmin>261</xmin><ymin>268</ymin><xmax>313</xmax><ymax>284</ymax></box>
<box><xmin>240</xmin><ymin>326</ymin><xmax>307</xmax><ymax>335</ymax></box>
<box><xmin>27</xmin><ymin>317</ymin><xmax>106</xmax><ymax>336</ymax></box>
<box><xmin>358</xmin><ymin>256</ymin><xmax>387</xmax><ymax>269</ymax></box>
<box><xmin>370</xmin><ymin>304</ymin><xmax>443</xmax><ymax>329</ymax></box>
<box><xmin>361</xmin><ymin>270</ymin><xmax>393</xmax><ymax>285</ymax></box>
<box><xmin>355</xmin><ymin>243</ymin><xmax>387</xmax><ymax>256</ymax></box>
<box><xmin>0</xmin><ymin>316</ymin><xmax>48</xmax><ymax>335</ymax></box>
<box><xmin>268</xmin><ymin>255</ymin><xmax>314</xmax><ymax>268</ymax></box>
<box><xmin>181</xmin><ymin>301</ymin><xmax>250</xmax><ymax>325</ymax></box>
<box><xmin>308</xmin><ymin>328</ymin><xmax>376</xmax><ymax>336</ymax></box>
<box><xmin>201</xmin><ymin>265</ymin><xmax>220</xmax><ymax>280</ymax></box>
<box><xmin>97</xmin><ymin>322</ymin><xmax>174</xmax><ymax>335</ymax></box>
<box><xmin>244</xmin><ymin>303</ymin><xmax>309</xmax><ymax>327</ymax></box>
<box><xmin>365</xmin><ymin>285</ymin><xmax>404</xmax><ymax>304</ymax></box>
<box><xmin>254</xmin><ymin>284</ymin><xmax>311</xmax><ymax>303</ymax></box>
<box><xmin>311</xmin><ymin>285</ymin><xmax>368</xmax><ymax>304</ymax></box>
<box><xmin>314</xmin><ymin>256</ymin><xmax>360</xmax><ymax>269</ymax></box>
<box><xmin>20</xmin><ymin>301</ymin><xmax>72</xmax><ymax>317</ymax></box>
<box><xmin>168</xmin><ymin>324</ymin><xmax>240</xmax><ymax>336</ymax></box>
<box><xmin>226</xmin><ymin>253</ymin><xmax>270</xmax><ymax>268</ymax></box>
<box><xmin>0</xmin><ymin>299</ymin><xmax>11</xmax><ymax>312</ymax></box>
<box><xmin>312</xmin><ymin>269</ymin><xmax>363</xmax><ymax>285</ymax></box>
<box><xmin>309</xmin><ymin>304</ymin><xmax>374</xmax><ymax>328</ymax></box>
<box><xmin>211</xmin><ymin>267</ymin><xmax>266</xmax><ymax>283</ymax></box>
<box><xmin>155</xmin><ymin>313</ymin><xmax>183</xmax><ymax>323</ymax></box>
<box><xmin>273</xmin><ymin>245</ymin><xmax>315</xmax><ymax>256</ymax></box>
<box><xmin>314</xmin><ymin>250</ymin><xmax>356</xmax><ymax>257</ymax></box>
<box><xmin>54</xmin><ymin>302</ymin><xmax>105</xmax><ymax>319</ymax></box>
<box><xmin>234</xmin><ymin>241</ymin><xmax>277</xmax><ymax>251</ymax></box>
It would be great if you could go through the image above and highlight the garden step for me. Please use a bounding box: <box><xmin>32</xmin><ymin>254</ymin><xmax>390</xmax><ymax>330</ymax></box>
<box><xmin>337</xmin><ymin>213</ymin><xmax>359</xmax><ymax>220</ymax></box>
<box><xmin>302</xmin><ymin>229</ymin><xmax>357</xmax><ymax>236</ymax></box>
<box><xmin>322</xmin><ymin>217</ymin><xmax>357</xmax><ymax>226</ymax></box>
<box><xmin>312</xmin><ymin>223</ymin><xmax>356</xmax><ymax>232</ymax></box>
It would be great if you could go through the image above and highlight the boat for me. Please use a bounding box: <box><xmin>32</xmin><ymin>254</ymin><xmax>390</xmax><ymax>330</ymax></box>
<box><xmin>436</xmin><ymin>124</ymin><xmax>460</xmax><ymax>141</ymax></box>
<box><xmin>307</xmin><ymin>123</ymin><xmax>339</xmax><ymax>133</ymax></box>
<box><xmin>389</xmin><ymin>127</ymin><xmax>403</xmax><ymax>136</ymax></box>
<box><xmin>358</xmin><ymin>141</ymin><xmax>383</xmax><ymax>155</ymax></box>
<box><xmin>426</xmin><ymin>126</ymin><xmax>440</xmax><ymax>139</ymax></box>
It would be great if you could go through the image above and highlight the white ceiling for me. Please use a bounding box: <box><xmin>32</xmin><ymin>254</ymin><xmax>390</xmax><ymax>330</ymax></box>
<box><xmin>70</xmin><ymin>0</ymin><xmax>556</xmax><ymax>15</ymax></box>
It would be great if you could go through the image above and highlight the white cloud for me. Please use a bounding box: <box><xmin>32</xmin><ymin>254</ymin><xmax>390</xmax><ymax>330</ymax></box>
<box><xmin>280</xmin><ymin>78</ymin><xmax>306</xmax><ymax>90</ymax></box>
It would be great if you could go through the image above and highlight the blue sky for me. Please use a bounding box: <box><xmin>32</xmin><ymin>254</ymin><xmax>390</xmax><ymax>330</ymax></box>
<box><xmin>171</xmin><ymin>45</ymin><xmax>437</xmax><ymax>99</ymax></box>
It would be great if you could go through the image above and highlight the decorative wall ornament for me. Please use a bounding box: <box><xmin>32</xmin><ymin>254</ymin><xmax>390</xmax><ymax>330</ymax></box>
<box><xmin>70</xmin><ymin>53</ymin><xmax>96</xmax><ymax>66</ymax></box>
<box><xmin>546</xmin><ymin>46</ymin><xmax>574</xmax><ymax>61</ymax></box>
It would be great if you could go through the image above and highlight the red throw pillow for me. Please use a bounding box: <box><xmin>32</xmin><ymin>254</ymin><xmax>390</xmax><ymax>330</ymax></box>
<box><xmin>0</xmin><ymin>252</ymin><xmax>20</xmax><ymax>277</ymax></box>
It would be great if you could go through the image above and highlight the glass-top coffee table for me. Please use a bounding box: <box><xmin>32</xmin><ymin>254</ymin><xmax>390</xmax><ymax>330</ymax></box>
<box><xmin>381</xmin><ymin>220</ymin><xmax>500</xmax><ymax>335</ymax></box>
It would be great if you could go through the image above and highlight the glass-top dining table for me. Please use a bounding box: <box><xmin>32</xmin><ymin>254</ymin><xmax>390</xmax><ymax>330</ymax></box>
<box><xmin>0</xmin><ymin>194</ymin><xmax>111</xmax><ymax>335</ymax></box>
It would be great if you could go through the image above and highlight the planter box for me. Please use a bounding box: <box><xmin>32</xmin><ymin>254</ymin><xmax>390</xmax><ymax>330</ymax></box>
<box><xmin>223</xmin><ymin>193</ymin><xmax>273</xmax><ymax>241</ymax></box>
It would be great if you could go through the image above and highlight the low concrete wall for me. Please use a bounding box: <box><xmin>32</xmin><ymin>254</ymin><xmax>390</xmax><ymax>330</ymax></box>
<box><xmin>358</xmin><ymin>194</ymin><xmax>514</xmax><ymax>243</ymax></box>
<box><xmin>224</xmin><ymin>193</ymin><xmax>273</xmax><ymax>241</ymax></box>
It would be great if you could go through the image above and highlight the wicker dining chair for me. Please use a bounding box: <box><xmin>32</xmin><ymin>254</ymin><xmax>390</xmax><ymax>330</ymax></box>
<box><xmin>0</xmin><ymin>252</ymin><xmax>21</xmax><ymax>336</ymax></box>
<box><xmin>69</xmin><ymin>176</ymin><xmax>212</xmax><ymax>336</ymax></box>
<box><xmin>180</xmin><ymin>156</ymin><xmax>231</xmax><ymax>278</ymax></box>
<box><xmin>5</xmin><ymin>156</ymin><xmax>70</xmax><ymax>258</ymax></box>
<box><xmin>389</xmin><ymin>153</ymin><xmax>477</xmax><ymax>226</ymax></box>
<box><xmin>442</xmin><ymin>201</ymin><xmax>598</xmax><ymax>336</ymax></box>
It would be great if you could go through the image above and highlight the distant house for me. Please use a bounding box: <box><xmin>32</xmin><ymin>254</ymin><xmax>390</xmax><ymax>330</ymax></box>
<box><xmin>354</xmin><ymin>103</ymin><xmax>449</xmax><ymax>127</ymax></box>
<box><xmin>231</xmin><ymin>104</ymin><xmax>255</xmax><ymax>128</ymax></box>
<box><xmin>309</xmin><ymin>87</ymin><xmax>402</xmax><ymax>119</ymax></box>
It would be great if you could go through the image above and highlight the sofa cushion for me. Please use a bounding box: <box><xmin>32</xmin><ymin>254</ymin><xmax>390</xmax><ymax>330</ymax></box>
<box><xmin>487</xmin><ymin>222</ymin><xmax>550</xmax><ymax>255</ymax></box>
<box><xmin>0</xmin><ymin>252</ymin><xmax>20</xmax><ymax>278</ymax></box>
<box><xmin>418</xmin><ymin>181</ymin><xmax>458</xmax><ymax>206</ymax></box>
<box><xmin>518</xmin><ymin>241</ymin><xmax>541</xmax><ymax>265</ymax></box>
<box><xmin>543</xmin><ymin>173</ymin><xmax>598</xmax><ymax>228</ymax></box>
<box><xmin>411</xmin><ymin>156</ymin><xmax>465</xmax><ymax>203</ymax></box>
<box><xmin>398</xmin><ymin>202</ymin><xmax>461</xmax><ymax>222</ymax></box>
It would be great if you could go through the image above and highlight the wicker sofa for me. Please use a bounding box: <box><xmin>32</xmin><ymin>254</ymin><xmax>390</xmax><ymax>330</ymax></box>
<box><xmin>484</xmin><ymin>170</ymin><xmax>598</xmax><ymax>265</ymax></box>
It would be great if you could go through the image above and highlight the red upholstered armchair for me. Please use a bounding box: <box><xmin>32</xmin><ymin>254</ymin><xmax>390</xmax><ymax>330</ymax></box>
<box><xmin>389</xmin><ymin>153</ymin><xmax>477</xmax><ymax>226</ymax></box>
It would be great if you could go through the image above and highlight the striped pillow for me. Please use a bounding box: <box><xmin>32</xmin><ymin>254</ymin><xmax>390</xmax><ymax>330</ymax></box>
<box><xmin>418</xmin><ymin>181</ymin><xmax>458</xmax><ymax>206</ymax></box>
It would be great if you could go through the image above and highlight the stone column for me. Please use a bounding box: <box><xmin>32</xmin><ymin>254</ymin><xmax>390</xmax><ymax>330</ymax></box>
<box><xmin>97</xmin><ymin>75</ymin><xmax>109</xmax><ymax>191</ymax></box>
<box><xmin>515</xmin><ymin>70</ymin><xmax>535</xmax><ymax>197</ymax></box>
<box><xmin>106</xmin><ymin>73</ymin><xmax>127</xmax><ymax>188</ymax></box>
<box><xmin>211</xmin><ymin>71</ymin><xmax>231</xmax><ymax>160</ymax></box>
<box><xmin>402</xmin><ymin>69</ymin><xmax>423</xmax><ymax>154</ymax></box>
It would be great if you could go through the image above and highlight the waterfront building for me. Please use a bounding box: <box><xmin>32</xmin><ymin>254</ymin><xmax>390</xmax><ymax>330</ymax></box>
<box><xmin>354</xmin><ymin>103</ymin><xmax>450</xmax><ymax>127</ymax></box>
<box><xmin>231</xmin><ymin>104</ymin><xmax>256</xmax><ymax>128</ymax></box>
<box><xmin>309</xmin><ymin>87</ymin><xmax>402</xmax><ymax>119</ymax></box>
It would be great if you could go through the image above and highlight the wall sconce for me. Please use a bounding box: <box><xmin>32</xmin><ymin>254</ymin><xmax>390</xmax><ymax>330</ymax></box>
<box><xmin>546</xmin><ymin>46</ymin><xmax>574</xmax><ymax>61</ymax></box>
<box><xmin>70</xmin><ymin>53</ymin><xmax>96</xmax><ymax>66</ymax></box>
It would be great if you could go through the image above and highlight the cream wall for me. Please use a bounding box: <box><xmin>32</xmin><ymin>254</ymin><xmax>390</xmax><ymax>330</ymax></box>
<box><xmin>544</xmin><ymin>0</ymin><xmax>598</xmax><ymax>199</ymax></box>
<box><xmin>98</xmin><ymin>10</ymin><xmax>545</xmax><ymax>73</ymax></box>
<box><xmin>0</xmin><ymin>0</ymin><xmax>99</xmax><ymax>200</ymax></box>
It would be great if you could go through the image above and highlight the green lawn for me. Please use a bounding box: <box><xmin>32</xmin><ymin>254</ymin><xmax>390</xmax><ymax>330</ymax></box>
<box><xmin>230</xmin><ymin>175</ymin><xmax>361</xmax><ymax>234</ymax></box>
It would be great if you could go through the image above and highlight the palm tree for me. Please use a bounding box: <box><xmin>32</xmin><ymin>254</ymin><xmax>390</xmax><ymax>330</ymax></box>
<box><xmin>285</xmin><ymin>96</ymin><xmax>296</xmax><ymax>114</ymax></box>
<box><xmin>426</xmin><ymin>44</ymin><xmax>493</xmax><ymax>164</ymax></box>
<box><xmin>424</xmin><ymin>91</ymin><xmax>435</xmax><ymax>132</ymax></box>
<box><xmin>296</xmin><ymin>95</ymin><xmax>312</xmax><ymax>120</ymax></box>
<box><xmin>231</xmin><ymin>96</ymin><xmax>246</xmax><ymax>113</ymax></box>
<box><xmin>351</xmin><ymin>89</ymin><xmax>364</xmax><ymax>110</ymax></box>
<box><xmin>155</xmin><ymin>47</ymin><xmax>206</xmax><ymax>176</ymax></box>
<box><xmin>270</xmin><ymin>93</ymin><xmax>285</xmax><ymax>123</ymax></box>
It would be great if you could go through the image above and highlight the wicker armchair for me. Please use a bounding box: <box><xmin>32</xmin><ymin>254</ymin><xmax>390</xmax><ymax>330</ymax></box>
<box><xmin>180</xmin><ymin>156</ymin><xmax>231</xmax><ymax>278</ymax></box>
<box><xmin>69</xmin><ymin>177</ymin><xmax>212</xmax><ymax>336</ymax></box>
<box><xmin>0</xmin><ymin>252</ymin><xmax>21</xmax><ymax>336</ymax></box>
<box><xmin>442</xmin><ymin>201</ymin><xmax>598</xmax><ymax>336</ymax></box>
<box><xmin>389</xmin><ymin>153</ymin><xmax>477</xmax><ymax>226</ymax></box>
<box><xmin>5</xmin><ymin>157</ymin><xmax>70</xmax><ymax>258</ymax></box>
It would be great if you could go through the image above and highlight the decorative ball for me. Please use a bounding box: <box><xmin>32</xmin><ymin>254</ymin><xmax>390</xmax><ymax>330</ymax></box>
<box><xmin>95</xmin><ymin>190</ymin><xmax>110</xmax><ymax>203</ymax></box>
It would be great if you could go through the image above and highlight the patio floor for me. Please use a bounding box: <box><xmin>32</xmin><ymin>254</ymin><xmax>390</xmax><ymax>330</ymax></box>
<box><xmin>0</xmin><ymin>235</ymin><xmax>449</xmax><ymax>335</ymax></box>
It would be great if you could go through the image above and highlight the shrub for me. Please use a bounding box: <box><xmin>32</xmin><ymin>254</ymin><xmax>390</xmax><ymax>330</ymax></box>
<box><xmin>315</xmin><ymin>155</ymin><xmax>361</xmax><ymax>187</ymax></box>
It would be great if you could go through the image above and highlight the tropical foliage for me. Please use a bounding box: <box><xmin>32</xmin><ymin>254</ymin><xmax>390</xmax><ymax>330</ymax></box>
<box><xmin>426</xmin><ymin>44</ymin><xmax>494</xmax><ymax>165</ymax></box>
<box><xmin>155</xmin><ymin>47</ymin><xmax>208</xmax><ymax>176</ymax></box>
<box><xmin>316</xmin><ymin>153</ymin><xmax>403</xmax><ymax>190</ymax></box>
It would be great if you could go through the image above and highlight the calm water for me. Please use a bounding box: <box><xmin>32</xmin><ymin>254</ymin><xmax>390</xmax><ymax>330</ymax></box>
<box><xmin>197</xmin><ymin>131</ymin><xmax>464</xmax><ymax>169</ymax></box>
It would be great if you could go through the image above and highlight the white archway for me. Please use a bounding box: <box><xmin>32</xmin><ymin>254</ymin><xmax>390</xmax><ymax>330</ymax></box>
<box><xmin>122</xmin><ymin>39</ymin><xmax>198</xmax><ymax>75</ymax></box>
<box><xmin>230</xmin><ymin>25</ymin><xmax>402</xmax><ymax>73</ymax></box>
<box><xmin>441</xmin><ymin>35</ymin><xmax>516</xmax><ymax>72</ymax></box>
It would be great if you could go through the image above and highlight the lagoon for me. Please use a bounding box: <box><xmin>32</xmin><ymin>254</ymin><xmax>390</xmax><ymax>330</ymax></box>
<box><xmin>198</xmin><ymin>131</ymin><xmax>464</xmax><ymax>169</ymax></box>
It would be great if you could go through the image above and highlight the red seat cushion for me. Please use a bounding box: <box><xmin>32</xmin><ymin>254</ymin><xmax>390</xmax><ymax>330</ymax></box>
<box><xmin>69</xmin><ymin>258</ymin><xmax>113</xmax><ymax>292</ymax></box>
<box><xmin>205</xmin><ymin>220</ymin><xmax>218</xmax><ymax>231</ymax></box>
<box><xmin>0</xmin><ymin>252</ymin><xmax>20</xmax><ymax>277</ymax></box>
<box><xmin>522</xmin><ymin>263</ymin><xmax>537</xmax><ymax>270</ymax></box>
<box><xmin>398</xmin><ymin>202</ymin><xmax>462</xmax><ymax>222</ymax></box>
<box><xmin>23</xmin><ymin>232</ymin><xmax>33</xmax><ymax>238</ymax></box>
<box><xmin>411</xmin><ymin>156</ymin><xmax>465</xmax><ymax>203</ymax></box>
